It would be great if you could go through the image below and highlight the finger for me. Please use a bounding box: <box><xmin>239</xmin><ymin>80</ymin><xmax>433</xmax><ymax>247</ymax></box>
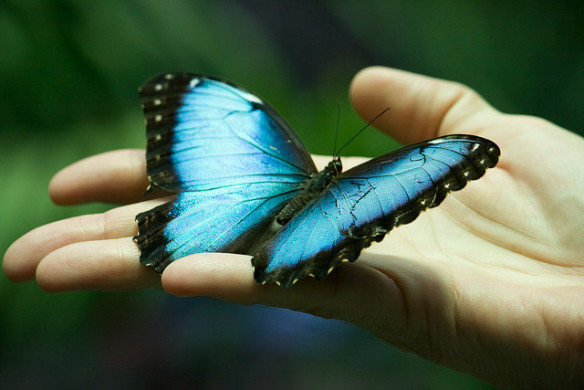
<box><xmin>161</xmin><ymin>254</ymin><xmax>407</xmax><ymax>337</ymax></box>
<box><xmin>3</xmin><ymin>199</ymin><xmax>167</xmax><ymax>282</ymax></box>
<box><xmin>49</xmin><ymin>149</ymin><xmax>152</xmax><ymax>205</ymax></box>
<box><xmin>349</xmin><ymin>66</ymin><xmax>497</xmax><ymax>145</ymax></box>
<box><xmin>312</xmin><ymin>154</ymin><xmax>367</xmax><ymax>171</ymax></box>
<box><xmin>35</xmin><ymin>237</ymin><xmax>161</xmax><ymax>292</ymax></box>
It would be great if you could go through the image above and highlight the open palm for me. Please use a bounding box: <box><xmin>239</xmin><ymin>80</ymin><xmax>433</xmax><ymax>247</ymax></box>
<box><xmin>4</xmin><ymin>67</ymin><xmax>584</xmax><ymax>388</ymax></box>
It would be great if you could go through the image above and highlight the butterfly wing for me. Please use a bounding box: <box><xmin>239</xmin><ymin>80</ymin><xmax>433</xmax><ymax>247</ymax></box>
<box><xmin>252</xmin><ymin>135</ymin><xmax>500</xmax><ymax>287</ymax></box>
<box><xmin>135</xmin><ymin>73</ymin><xmax>317</xmax><ymax>272</ymax></box>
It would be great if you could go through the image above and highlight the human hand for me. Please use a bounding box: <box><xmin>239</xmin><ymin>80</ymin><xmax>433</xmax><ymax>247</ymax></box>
<box><xmin>4</xmin><ymin>66</ymin><xmax>584</xmax><ymax>388</ymax></box>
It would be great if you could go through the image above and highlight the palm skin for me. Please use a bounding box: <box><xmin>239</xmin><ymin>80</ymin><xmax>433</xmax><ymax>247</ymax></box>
<box><xmin>4</xmin><ymin>67</ymin><xmax>584</xmax><ymax>388</ymax></box>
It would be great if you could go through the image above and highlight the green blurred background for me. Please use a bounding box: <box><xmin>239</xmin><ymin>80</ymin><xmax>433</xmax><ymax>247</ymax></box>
<box><xmin>1</xmin><ymin>1</ymin><xmax>582</xmax><ymax>388</ymax></box>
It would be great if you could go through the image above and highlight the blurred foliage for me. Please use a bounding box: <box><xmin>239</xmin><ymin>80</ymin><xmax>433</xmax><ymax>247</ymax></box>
<box><xmin>1</xmin><ymin>0</ymin><xmax>582</xmax><ymax>388</ymax></box>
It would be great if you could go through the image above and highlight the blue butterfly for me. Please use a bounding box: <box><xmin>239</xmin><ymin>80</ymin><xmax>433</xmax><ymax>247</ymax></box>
<box><xmin>134</xmin><ymin>73</ymin><xmax>500</xmax><ymax>287</ymax></box>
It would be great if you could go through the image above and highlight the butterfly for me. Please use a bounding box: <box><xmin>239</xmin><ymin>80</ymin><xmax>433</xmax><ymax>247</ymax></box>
<box><xmin>134</xmin><ymin>73</ymin><xmax>500</xmax><ymax>288</ymax></box>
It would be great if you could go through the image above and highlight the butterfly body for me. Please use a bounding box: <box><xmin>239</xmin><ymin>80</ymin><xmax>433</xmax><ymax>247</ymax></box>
<box><xmin>275</xmin><ymin>159</ymin><xmax>342</xmax><ymax>225</ymax></box>
<box><xmin>135</xmin><ymin>73</ymin><xmax>500</xmax><ymax>287</ymax></box>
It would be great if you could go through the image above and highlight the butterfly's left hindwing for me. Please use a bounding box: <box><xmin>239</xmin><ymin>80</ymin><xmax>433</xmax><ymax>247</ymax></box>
<box><xmin>135</xmin><ymin>73</ymin><xmax>317</xmax><ymax>272</ymax></box>
<box><xmin>252</xmin><ymin>135</ymin><xmax>500</xmax><ymax>287</ymax></box>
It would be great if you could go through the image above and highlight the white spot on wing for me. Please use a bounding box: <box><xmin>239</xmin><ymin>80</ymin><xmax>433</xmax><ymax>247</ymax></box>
<box><xmin>154</xmin><ymin>84</ymin><xmax>163</xmax><ymax>91</ymax></box>
<box><xmin>189</xmin><ymin>78</ymin><xmax>201</xmax><ymax>89</ymax></box>
<box><xmin>236</xmin><ymin>89</ymin><xmax>262</xmax><ymax>104</ymax></box>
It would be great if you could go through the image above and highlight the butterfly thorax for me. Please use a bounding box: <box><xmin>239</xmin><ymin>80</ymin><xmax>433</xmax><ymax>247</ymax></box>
<box><xmin>275</xmin><ymin>158</ymin><xmax>342</xmax><ymax>225</ymax></box>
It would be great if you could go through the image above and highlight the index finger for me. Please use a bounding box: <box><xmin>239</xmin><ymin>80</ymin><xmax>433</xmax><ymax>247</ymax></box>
<box><xmin>49</xmin><ymin>149</ymin><xmax>153</xmax><ymax>205</ymax></box>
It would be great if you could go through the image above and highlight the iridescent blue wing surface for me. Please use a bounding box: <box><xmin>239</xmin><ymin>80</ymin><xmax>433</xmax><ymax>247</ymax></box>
<box><xmin>135</xmin><ymin>73</ymin><xmax>317</xmax><ymax>272</ymax></box>
<box><xmin>252</xmin><ymin>135</ymin><xmax>500</xmax><ymax>287</ymax></box>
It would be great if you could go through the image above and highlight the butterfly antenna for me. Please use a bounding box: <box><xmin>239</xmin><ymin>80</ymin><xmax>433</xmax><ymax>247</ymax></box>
<box><xmin>336</xmin><ymin>108</ymin><xmax>390</xmax><ymax>157</ymax></box>
<box><xmin>332</xmin><ymin>101</ymin><xmax>342</xmax><ymax>159</ymax></box>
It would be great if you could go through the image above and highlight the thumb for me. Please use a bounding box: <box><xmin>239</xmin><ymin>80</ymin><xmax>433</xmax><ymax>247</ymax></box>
<box><xmin>349</xmin><ymin>66</ymin><xmax>497</xmax><ymax>145</ymax></box>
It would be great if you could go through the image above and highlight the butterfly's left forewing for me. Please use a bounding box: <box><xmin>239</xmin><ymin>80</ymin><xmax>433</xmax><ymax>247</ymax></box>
<box><xmin>252</xmin><ymin>135</ymin><xmax>500</xmax><ymax>287</ymax></box>
<box><xmin>135</xmin><ymin>73</ymin><xmax>317</xmax><ymax>272</ymax></box>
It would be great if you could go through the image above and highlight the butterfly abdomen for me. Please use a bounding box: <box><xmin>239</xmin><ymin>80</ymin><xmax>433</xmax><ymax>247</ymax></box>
<box><xmin>276</xmin><ymin>194</ymin><xmax>312</xmax><ymax>225</ymax></box>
